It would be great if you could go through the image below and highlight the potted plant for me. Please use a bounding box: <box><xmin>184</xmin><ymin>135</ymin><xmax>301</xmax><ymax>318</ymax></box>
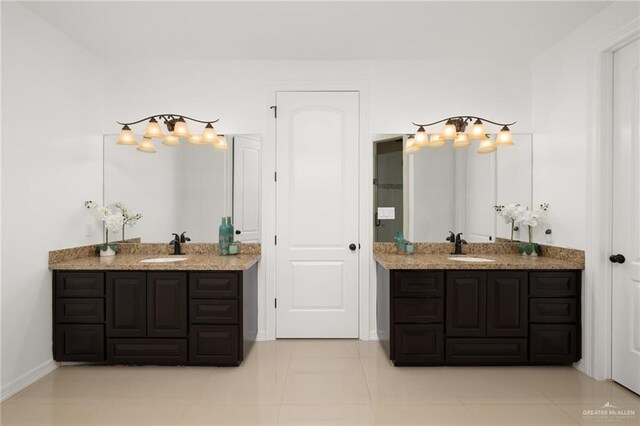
<box><xmin>85</xmin><ymin>201</ymin><xmax>124</xmax><ymax>256</ymax></box>
<box><xmin>115</xmin><ymin>202</ymin><xmax>142</xmax><ymax>242</ymax></box>
<box><xmin>494</xmin><ymin>204</ymin><xmax>525</xmax><ymax>241</ymax></box>
<box><xmin>516</xmin><ymin>203</ymin><xmax>549</xmax><ymax>256</ymax></box>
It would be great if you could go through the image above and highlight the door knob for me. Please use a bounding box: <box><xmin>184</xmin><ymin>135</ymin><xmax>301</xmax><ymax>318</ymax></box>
<box><xmin>610</xmin><ymin>254</ymin><xmax>626</xmax><ymax>264</ymax></box>
<box><xmin>235</xmin><ymin>230</ymin><xmax>241</xmax><ymax>235</ymax></box>
<box><xmin>349</xmin><ymin>243</ymin><xmax>357</xmax><ymax>251</ymax></box>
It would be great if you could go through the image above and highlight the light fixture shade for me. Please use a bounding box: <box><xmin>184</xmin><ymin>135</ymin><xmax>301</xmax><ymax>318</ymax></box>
<box><xmin>117</xmin><ymin>125</ymin><xmax>137</xmax><ymax>145</ymax></box>
<box><xmin>136</xmin><ymin>136</ymin><xmax>156</xmax><ymax>153</ymax></box>
<box><xmin>429</xmin><ymin>134</ymin><xmax>446</xmax><ymax>148</ymax></box>
<box><xmin>496</xmin><ymin>126</ymin><xmax>513</xmax><ymax>146</ymax></box>
<box><xmin>188</xmin><ymin>134</ymin><xmax>203</xmax><ymax>145</ymax></box>
<box><xmin>415</xmin><ymin>126</ymin><xmax>429</xmax><ymax>146</ymax></box>
<box><xmin>173</xmin><ymin>118</ymin><xmax>190</xmax><ymax>137</ymax></box>
<box><xmin>469</xmin><ymin>119</ymin><xmax>486</xmax><ymax>140</ymax></box>
<box><xmin>477</xmin><ymin>135</ymin><xmax>497</xmax><ymax>154</ymax></box>
<box><xmin>212</xmin><ymin>134</ymin><xmax>228</xmax><ymax>150</ymax></box>
<box><xmin>202</xmin><ymin>123</ymin><xmax>219</xmax><ymax>144</ymax></box>
<box><xmin>452</xmin><ymin>132</ymin><xmax>470</xmax><ymax>148</ymax></box>
<box><xmin>162</xmin><ymin>135</ymin><xmax>180</xmax><ymax>146</ymax></box>
<box><xmin>442</xmin><ymin>121</ymin><xmax>457</xmax><ymax>140</ymax></box>
<box><xmin>144</xmin><ymin>118</ymin><xmax>163</xmax><ymax>138</ymax></box>
<box><xmin>404</xmin><ymin>135</ymin><xmax>419</xmax><ymax>153</ymax></box>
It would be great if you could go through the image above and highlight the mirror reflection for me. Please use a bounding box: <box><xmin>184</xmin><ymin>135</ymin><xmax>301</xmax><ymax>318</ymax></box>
<box><xmin>103</xmin><ymin>134</ymin><xmax>261</xmax><ymax>243</ymax></box>
<box><xmin>373</xmin><ymin>134</ymin><xmax>532</xmax><ymax>243</ymax></box>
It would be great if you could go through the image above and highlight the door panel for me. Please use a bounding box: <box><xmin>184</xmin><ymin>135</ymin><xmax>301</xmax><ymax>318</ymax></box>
<box><xmin>276</xmin><ymin>91</ymin><xmax>360</xmax><ymax>338</ymax></box>
<box><xmin>106</xmin><ymin>272</ymin><xmax>146</xmax><ymax>337</ymax></box>
<box><xmin>147</xmin><ymin>272</ymin><xmax>187</xmax><ymax>338</ymax></box>
<box><xmin>233</xmin><ymin>135</ymin><xmax>261</xmax><ymax>242</ymax></box>
<box><xmin>612</xmin><ymin>39</ymin><xmax>640</xmax><ymax>393</ymax></box>
<box><xmin>446</xmin><ymin>271</ymin><xmax>486</xmax><ymax>337</ymax></box>
<box><xmin>487</xmin><ymin>272</ymin><xmax>528</xmax><ymax>337</ymax></box>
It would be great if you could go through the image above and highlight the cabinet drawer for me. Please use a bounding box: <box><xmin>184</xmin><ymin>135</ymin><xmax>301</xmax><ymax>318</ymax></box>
<box><xmin>393</xmin><ymin>324</ymin><xmax>444</xmax><ymax>365</ymax></box>
<box><xmin>530</xmin><ymin>272</ymin><xmax>578</xmax><ymax>297</ymax></box>
<box><xmin>394</xmin><ymin>298</ymin><xmax>443</xmax><ymax>323</ymax></box>
<box><xmin>530</xmin><ymin>324</ymin><xmax>578</xmax><ymax>365</ymax></box>
<box><xmin>393</xmin><ymin>271</ymin><xmax>444</xmax><ymax>297</ymax></box>
<box><xmin>189</xmin><ymin>272</ymin><xmax>239</xmax><ymax>298</ymax></box>
<box><xmin>56</xmin><ymin>298</ymin><xmax>104</xmax><ymax>323</ymax></box>
<box><xmin>107</xmin><ymin>339</ymin><xmax>187</xmax><ymax>364</ymax></box>
<box><xmin>55</xmin><ymin>324</ymin><xmax>104</xmax><ymax>362</ymax></box>
<box><xmin>446</xmin><ymin>338</ymin><xmax>528</xmax><ymax>365</ymax></box>
<box><xmin>191</xmin><ymin>299</ymin><xmax>239</xmax><ymax>324</ymax></box>
<box><xmin>530</xmin><ymin>298</ymin><xmax>577</xmax><ymax>323</ymax></box>
<box><xmin>189</xmin><ymin>325</ymin><xmax>239</xmax><ymax>365</ymax></box>
<box><xmin>56</xmin><ymin>272</ymin><xmax>104</xmax><ymax>297</ymax></box>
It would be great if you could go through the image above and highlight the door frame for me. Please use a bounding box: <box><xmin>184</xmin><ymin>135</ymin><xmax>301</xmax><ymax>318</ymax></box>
<box><xmin>585</xmin><ymin>19</ymin><xmax>639</xmax><ymax>380</ymax></box>
<box><xmin>263</xmin><ymin>81</ymin><xmax>371</xmax><ymax>341</ymax></box>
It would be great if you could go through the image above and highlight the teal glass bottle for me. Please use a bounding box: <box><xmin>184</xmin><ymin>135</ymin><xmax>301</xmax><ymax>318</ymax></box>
<box><xmin>219</xmin><ymin>217</ymin><xmax>229</xmax><ymax>255</ymax></box>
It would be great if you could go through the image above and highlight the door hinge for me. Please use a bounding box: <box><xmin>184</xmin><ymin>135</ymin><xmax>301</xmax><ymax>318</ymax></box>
<box><xmin>275</xmin><ymin>298</ymin><xmax>277</xmax><ymax>309</ymax></box>
<box><xmin>274</xmin><ymin>235</ymin><xmax>277</xmax><ymax>245</ymax></box>
<box><xmin>270</xmin><ymin>105</ymin><xmax>277</xmax><ymax>118</ymax></box>
<box><xmin>274</xmin><ymin>171</ymin><xmax>277</xmax><ymax>182</ymax></box>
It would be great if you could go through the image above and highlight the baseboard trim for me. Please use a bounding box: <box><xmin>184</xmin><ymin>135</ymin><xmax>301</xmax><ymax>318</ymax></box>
<box><xmin>1</xmin><ymin>359</ymin><xmax>57</xmax><ymax>402</ymax></box>
<box><xmin>369</xmin><ymin>331</ymin><xmax>379</xmax><ymax>341</ymax></box>
<box><xmin>255</xmin><ymin>330</ymin><xmax>268</xmax><ymax>341</ymax></box>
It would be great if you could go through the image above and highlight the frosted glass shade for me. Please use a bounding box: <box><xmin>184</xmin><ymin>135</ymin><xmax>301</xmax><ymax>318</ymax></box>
<box><xmin>452</xmin><ymin>133</ymin><xmax>470</xmax><ymax>148</ymax></box>
<box><xmin>212</xmin><ymin>134</ymin><xmax>228</xmax><ymax>150</ymax></box>
<box><xmin>414</xmin><ymin>126</ymin><xmax>429</xmax><ymax>146</ymax></box>
<box><xmin>202</xmin><ymin>124</ymin><xmax>218</xmax><ymax>144</ymax></box>
<box><xmin>442</xmin><ymin>123</ymin><xmax>457</xmax><ymax>140</ymax></box>
<box><xmin>429</xmin><ymin>134</ymin><xmax>446</xmax><ymax>148</ymax></box>
<box><xmin>496</xmin><ymin>126</ymin><xmax>513</xmax><ymax>146</ymax></box>
<box><xmin>477</xmin><ymin>135</ymin><xmax>497</xmax><ymax>154</ymax></box>
<box><xmin>162</xmin><ymin>135</ymin><xmax>180</xmax><ymax>146</ymax></box>
<box><xmin>117</xmin><ymin>125</ymin><xmax>137</xmax><ymax>145</ymax></box>
<box><xmin>136</xmin><ymin>137</ymin><xmax>156</xmax><ymax>153</ymax></box>
<box><xmin>173</xmin><ymin>118</ymin><xmax>190</xmax><ymax>137</ymax></box>
<box><xmin>143</xmin><ymin>118</ymin><xmax>163</xmax><ymax>138</ymax></box>
<box><xmin>188</xmin><ymin>134</ymin><xmax>203</xmax><ymax>145</ymax></box>
<box><xmin>470</xmin><ymin>119</ymin><xmax>486</xmax><ymax>140</ymax></box>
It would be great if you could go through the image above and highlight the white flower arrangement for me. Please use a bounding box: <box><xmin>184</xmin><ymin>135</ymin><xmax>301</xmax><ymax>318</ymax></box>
<box><xmin>85</xmin><ymin>201</ymin><xmax>124</xmax><ymax>254</ymax></box>
<box><xmin>115</xmin><ymin>202</ymin><xmax>142</xmax><ymax>241</ymax></box>
<box><xmin>494</xmin><ymin>203</ymin><xmax>526</xmax><ymax>241</ymax></box>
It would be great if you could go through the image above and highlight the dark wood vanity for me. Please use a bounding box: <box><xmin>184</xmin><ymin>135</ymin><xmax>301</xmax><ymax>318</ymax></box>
<box><xmin>377</xmin><ymin>267</ymin><xmax>581</xmax><ymax>366</ymax></box>
<box><xmin>52</xmin><ymin>266</ymin><xmax>258</xmax><ymax>366</ymax></box>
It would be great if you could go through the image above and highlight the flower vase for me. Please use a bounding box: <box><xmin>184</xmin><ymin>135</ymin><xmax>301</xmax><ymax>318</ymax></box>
<box><xmin>219</xmin><ymin>217</ymin><xmax>230</xmax><ymax>255</ymax></box>
<box><xmin>100</xmin><ymin>245</ymin><xmax>116</xmax><ymax>257</ymax></box>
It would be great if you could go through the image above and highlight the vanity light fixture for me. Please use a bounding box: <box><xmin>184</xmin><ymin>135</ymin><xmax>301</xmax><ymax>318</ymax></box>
<box><xmin>116</xmin><ymin>114</ymin><xmax>224</xmax><ymax>153</ymax></box>
<box><xmin>409</xmin><ymin>115</ymin><xmax>515</xmax><ymax>154</ymax></box>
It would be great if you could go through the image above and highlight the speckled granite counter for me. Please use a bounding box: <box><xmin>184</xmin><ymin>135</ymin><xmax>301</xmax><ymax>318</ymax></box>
<box><xmin>49</xmin><ymin>253</ymin><xmax>260</xmax><ymax>271</ymax></box>
<box><xmin>374</xmin><ymin>252</ymin><xmax>583</xmax><ymax>270</ymax></box>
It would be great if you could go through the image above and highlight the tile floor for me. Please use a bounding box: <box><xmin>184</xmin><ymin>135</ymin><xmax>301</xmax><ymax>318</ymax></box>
<box><xmin>1</xmin><ymin>340</ymin><xmax>639</xmax><ymax>425</ymax></box>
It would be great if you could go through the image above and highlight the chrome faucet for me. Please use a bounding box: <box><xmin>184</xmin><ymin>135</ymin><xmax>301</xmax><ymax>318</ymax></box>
<box><xmin>446</xmin><ymin>231</ymin><xmax>468</xmax><ymax>255</ymax></box>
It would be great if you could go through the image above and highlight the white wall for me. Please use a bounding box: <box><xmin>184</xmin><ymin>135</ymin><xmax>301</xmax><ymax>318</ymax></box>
<box><xmin>1</xmin><ymin>3</ymin><xmax>104</xmax><ymax>398</ymax></box>
<box><xmin>531</xmin><ymin>1</ymin><xmax>640</xmax><ymax>249</ymax></box>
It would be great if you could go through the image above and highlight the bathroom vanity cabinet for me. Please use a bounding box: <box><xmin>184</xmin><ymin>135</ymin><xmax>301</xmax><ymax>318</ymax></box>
<box><xmin>377</xmin><ymin>268</ymin><xmax>581</xmax><ymax>366</ymax></box>
<box><xmin>52</xmin><ymin>267</ymin><xmax>258</xmax><ymax>366</ymax></box>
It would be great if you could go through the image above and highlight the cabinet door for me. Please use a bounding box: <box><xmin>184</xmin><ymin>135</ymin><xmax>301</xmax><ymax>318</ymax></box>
<box><xmin>147</xmin><ymin>272</ymin><xmax>187</xmax><ymax>338</ymax></box>
<box><xmin>54</xmin><ymin>324</ymin><xmax>104</xmax><ymax>362</ymax></box>
<box><xmin>189</xmin><ymin>272</ymin><xmax>239</xmax><ymax>298</ymax></box>
<box><xmin>393</xmin><ymin>324</ymin><xmax>444</xmax><ymax>365</ymax></box>
<box><xmin>487</xmin><ymin>272</ymin><xmax>528</xmax><ymax>337</ymax></box>
<box><xmin>446</xmin><ymin>271</ymin><xmax>486</xmax><ymax>337</ymax></box>
<box><xmin>189</xmin><ymin>325</ymin><xmax>239</xmax><ymax>365</ymax></box>
<box><xmin>56</xmin><ymin>272</ymin><xmax>104</xmax><ymax>297</ymax></box>
<box><xmin>106</xmin><ymin>272</ymin><xmax>146</xmax><ymax>337</ymax></box>
<box><xmin>530</xmin><ymin>324</ymin><xmax>577</xmax><ymax>365</ymax></box>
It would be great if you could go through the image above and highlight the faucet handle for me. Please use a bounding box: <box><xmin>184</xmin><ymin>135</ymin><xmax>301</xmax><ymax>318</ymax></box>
<box><xmin>446</xmin><ymin>231</ymin><xmax>455</xmax><ymax>242</ymax></box>
<box><xmin>455</xmin><ymin>232</ymin><xmax>464</xmax><ymax>242</ymax></box>
<box><xmin>180</xmin><ymin>232</ymin><xmax>191</xmax><ymax>243</ymax></box>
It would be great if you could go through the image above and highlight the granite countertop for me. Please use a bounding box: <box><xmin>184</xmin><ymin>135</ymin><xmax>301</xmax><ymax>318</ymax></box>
<box><xmin>374</xmin><ymin>252</ymin><xmax>583</xmax><ymax>271</ymax></box>
<box><xmin>49</xmin><ymin>253</ymin><xmax>260</xmax><ymax>271</ymax></box>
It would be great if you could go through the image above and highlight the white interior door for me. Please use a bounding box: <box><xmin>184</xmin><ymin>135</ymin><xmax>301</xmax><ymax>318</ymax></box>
<box><xmin>233</xmin><ymin>135</ymin><xmax>261</xmax><ymax>243</ymax></box>
<box><xmin>612</xmin><ymin>39</ymin><xmax>640</xmax><ymax>395</ymax></box>
<box><xmin>275</xmin><ymin>91</ymin><xmax>359</xmax><ymax>338</ymax></box>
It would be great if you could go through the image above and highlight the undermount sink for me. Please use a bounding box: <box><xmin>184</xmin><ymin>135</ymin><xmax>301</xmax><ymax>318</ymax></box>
<box><xmin>447</xmin><ymin>256</ymin><xmax>495</xmax><ymax>263</ymax></box>
<box><xmin>139</xmin><ymin>257</ymin><xmax>188</xmax><ymax>263</ymax></box>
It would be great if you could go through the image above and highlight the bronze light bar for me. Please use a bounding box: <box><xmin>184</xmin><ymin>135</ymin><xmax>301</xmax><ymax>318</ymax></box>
<box><xmin>116</xmin><ymin>114</ymin><xmax>225</xmax><ymax>153</ymax></box>
<box><xmin>408</xmin><ymin>115</ymin><xmax>516</xmax><ymax>154</ymax></box>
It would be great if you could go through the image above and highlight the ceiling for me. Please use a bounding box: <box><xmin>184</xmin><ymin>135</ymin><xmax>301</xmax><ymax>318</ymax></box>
<box><xmin>21</xmin><ymin>1</ymin><xmax>612</xmax><ymax>61</ymax></box>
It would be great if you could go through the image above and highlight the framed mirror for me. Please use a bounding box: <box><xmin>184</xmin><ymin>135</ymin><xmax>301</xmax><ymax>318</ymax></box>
<box><xmin>372</xmin><ymin>133</ymin><xmax>533</xmax><ymax>243</ymax></box>
<box><xmin>103</xmin><ymin>134</ymin><xmax>262</xmax><ymax>243</ymax></box>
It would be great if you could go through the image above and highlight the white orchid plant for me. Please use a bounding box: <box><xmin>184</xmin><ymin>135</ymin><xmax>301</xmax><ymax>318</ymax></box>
<box><xmin>85</xmin><ymin>201</ymin><xmax>124</xmax><ymax>253</ymax></box>
<box><xmin>495</xmin><ymin>203</ymin><xmax>549</xmax><ymax>254</ymax></box>
<box><xmin>494</xmin><ymin>204</ymin><xmax>526</xmax><ymax>241</ymax></box>
<box><xmin>115</xmin><ymin>202</ymin><xmax>142</xmax><ymax>242</ymax></box>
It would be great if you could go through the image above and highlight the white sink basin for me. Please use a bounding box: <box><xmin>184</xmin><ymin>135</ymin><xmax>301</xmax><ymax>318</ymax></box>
<box><xmin>139</xmin><ymin>257</ymin><xmax>188</xmax><ymax>263</ymax></box>
<box><xmin>447</xmin><ymin>257</ymin><xmax>495</xmax><ymax>263</ymax></box>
